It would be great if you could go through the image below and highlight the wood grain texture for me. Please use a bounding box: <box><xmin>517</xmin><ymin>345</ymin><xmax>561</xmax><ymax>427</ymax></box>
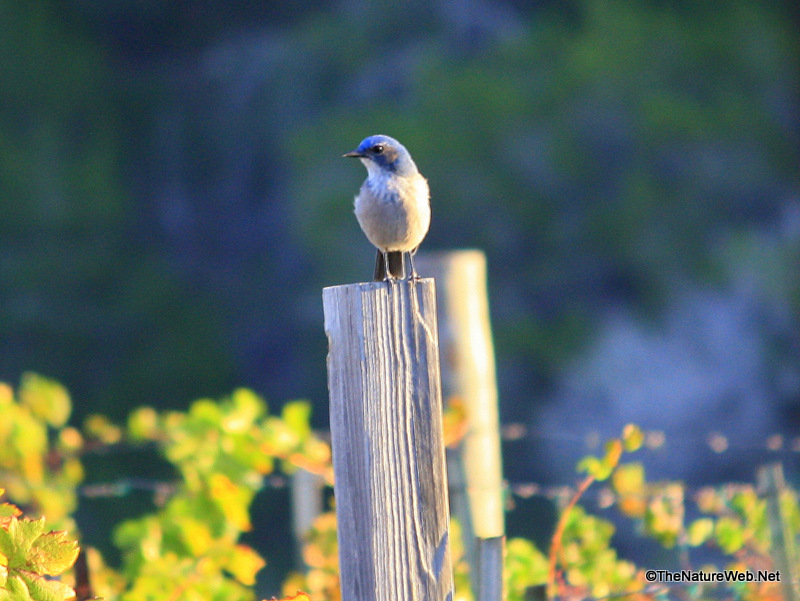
<box><xmin>323</xmin><ymin>278</ymin><xmax>454</xmax><ymax>601</ymax></box>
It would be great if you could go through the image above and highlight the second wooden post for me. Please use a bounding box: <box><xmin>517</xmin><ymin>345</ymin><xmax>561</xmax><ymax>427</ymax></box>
<box><xmin>323</xmin><ymin>279</ymin><xmax>454</xmax><ymax>601</ymax></box>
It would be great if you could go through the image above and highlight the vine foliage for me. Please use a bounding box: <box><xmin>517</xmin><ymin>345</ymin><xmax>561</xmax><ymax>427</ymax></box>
<box><xmin>0</xmin><ymin>374</ymin><xmax>797</xmax><ymax>601</ymax></box>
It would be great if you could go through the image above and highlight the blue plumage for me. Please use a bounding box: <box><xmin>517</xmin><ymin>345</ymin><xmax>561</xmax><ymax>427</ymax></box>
<box><xmin>344</xmin><ymin>135</ymin><xmax>431</xmax><ymax>280</ymax></box>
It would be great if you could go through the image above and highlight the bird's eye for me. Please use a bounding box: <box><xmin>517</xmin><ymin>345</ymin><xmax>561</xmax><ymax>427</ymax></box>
<box><xmin>371</xmin><ymin>145</ymin><xmax>384</xmax><ymax>154</ymax></box>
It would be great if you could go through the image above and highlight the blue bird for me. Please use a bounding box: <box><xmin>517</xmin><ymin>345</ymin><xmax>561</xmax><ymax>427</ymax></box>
<box><xmin>343</xmin><ymin>135</ymin><xmax>431</xmax><ymax>280</ymax></box>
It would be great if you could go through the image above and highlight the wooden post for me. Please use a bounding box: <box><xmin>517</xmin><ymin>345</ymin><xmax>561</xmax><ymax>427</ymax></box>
<box><xmin>416</xmin><ymin>251</ymin><xmax>505</xmax><ymax>601</ymax></box>
<box><xmin>415</xmin><ymin>251</ymin><xmax>504</xmax><ymax>537</ymax></box>
<box><xmin>323</xmin><ymin>279</ymin><xmax>454</xmax><ymax>601</ymax></box>
<box><xmin>757</xmin><ymin>463</ymin><xmax>798</xmax><ymax>601</ymax></box>
<box><xmin>477</xmin><ymin>536</ymin><xmax>504</xmax><ymax>601</ymax></box>
<box><xmin>291</xmin><ymin>467</ymin><xmax>325</xmax><ymax>569</ymax></box>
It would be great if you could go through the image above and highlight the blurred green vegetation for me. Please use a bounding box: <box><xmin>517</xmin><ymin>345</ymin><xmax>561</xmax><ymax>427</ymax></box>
<box><xmin>2</xmin><ymin>376</ymin><xmax>796</xmax><ymax>600</ymax></box>
<box><xmin>0</xmin><ymin>0</ymin><xmax>797</xmax><ymax>423</ymax></box>
<box><xmin>0</xmin><ymin>3</ymin><xmax>236</xmax><ymax>419</ymax></box>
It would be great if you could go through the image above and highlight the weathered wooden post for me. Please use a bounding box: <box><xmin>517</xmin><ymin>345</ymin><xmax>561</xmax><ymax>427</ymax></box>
<box><xmin>323</xmin><ymin>278</ymin><xmax>454</xmax><ymax>601</ymax></box>
<box><xmin>416</xmin><ymin>250</ymin><xmax>505</xmax><ymax>601</ymax></box>
<box><xmin>757</xmin><ymin>463</ymin><xmax>798</xmax><ymax>601</ymax></box>
<box><xmin>290</xmin><ymin>467</ymin><xmax>325</xmax><ymax>569</ymax></box>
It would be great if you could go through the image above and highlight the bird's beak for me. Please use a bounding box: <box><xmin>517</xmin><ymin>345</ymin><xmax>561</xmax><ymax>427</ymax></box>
<box><xmin>343</xmin><ymin>150</ymin><xmax>365</xmax><ymax>158</ymax></box>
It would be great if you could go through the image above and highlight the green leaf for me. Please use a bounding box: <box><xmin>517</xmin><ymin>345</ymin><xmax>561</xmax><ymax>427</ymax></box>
<box><xmin>188</xmin><ymin>398</ymin><xmax>222</xmax><ymax>425</ymax></box>
<box><xmin>18</xmin><ymin>373</ymin><xmax>71</xmax><ymax>428</ymax></box>
<box><xmin>0</xmin><ymin>504</ymin><xmax>22</xmax><ymax>520</ymax></box>
<box><xmin>505</xmin><ymin>537</ymin><xmax>548</xmax><ymax>589</ymax></box>
<box><xmin>18</xmin><ymin>570</ymin><xmax>74</xmax><ymax>601</ymax></box>
<box><xmin>223</xmin><ymin>545</ymin><xmax>265</xmax><ymax>586</ymax></box>
<box><xmin>602</xmin><ymin>439</ymin><xmax>623</xmax><ymax>471</ymax></box>
<box><xmin>4</xmin><ymin>575</ymin><xmax>33</xmax><ymax>601</ymax></box>
<box><xmin>687</xmin><ymin>518</ymin><xmax>714</xmax><ymax>546</ymax></box>
<box><xmin>282</xmin><ymin>401</ymin><xmax>311</xmax><ymax>440</ymax></box>
<box><xmin>127</xmin><ymin>406</ymin><xmax>159</xmax><ymax>441</ymax></box>
<box><xmin>227</xmin><ymin>388</ymin><xmax>266</xmax><ymax>431</ymax></box>
<box><xmin>611</xmin><ymin>462</ymin><xmax>644</xmax><ymax>495</ymax></box>
<box><xmin>621</xmin><ymin>424</ymin><xmax>644</xmax><ymax>452</ymax></box>
<box><xmin>0</xmin><ymin>518</ymin><xmax>47</xmax><ymax>568</ymax></box>
<box><xmin>28</xmin><ymin>531</ymin><xmax>79</xmax><ymax>576</ymax></box>
<box><xmin>715</xmin><ymin>516</ymin><xmax>745</xmax><ymax>554</ymax></box>
<box><xmin>577</xmin><ymin>456</ymin><xmax>603</xmax><ymax>478</ymax></box>
<box><xmin>577</xmin><ymin>455</ymin><xmax>613</xmax><ymax>481</ymax></box>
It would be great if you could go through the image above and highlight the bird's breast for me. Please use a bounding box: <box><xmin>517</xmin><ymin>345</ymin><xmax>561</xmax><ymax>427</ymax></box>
<box><xmin>354</xmin><ymin>173</ymin><xmax>431</xmax><ymax>252</ymax></box>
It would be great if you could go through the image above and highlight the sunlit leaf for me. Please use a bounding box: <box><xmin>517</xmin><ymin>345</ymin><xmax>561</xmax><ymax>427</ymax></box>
<box><xmin>127</xmin><ymin>406</ymin><xmax>160</xmax><ymax>441</ymax></box>
<box><xmin>505</xmin><ymin>537</ymin><xmax>547</xmax><ymax>592</ymax></box>
<box><xmin>56</xmin><ymin>427</ymin><xmax>83</xmax><ymax>453</ymax></box>
<box><xmin>83</xmin><ymin>414</ymin><xmax>122</xmax><ymax>445</ymax></box>
<box><xmin>0</xmin><ymin>384</ymin><xmax>13</xmax><ymax>407</ymax></box>
<box><xmin>621</xmin><ymin>424</ymin><xmax>644</xmax><ymax>452</ymax></box>
<box><xmin>18</xmin><ymin>570</ymin><xmax>75</xmax><ymax>601</ymax></box>
<box><xmin>442</xmin><ymin>396</ymin><xmax>468</xmax><ymax>448</ymax></box>
<box><xmin>0</xmin><ymin>504</ymin><xmax>22</xmax><ymax>521</ymax></box>
<box><xmin>4</xmin><ymin>574</ymin><xmax>32</xmax><ymax>601</ymax></box>
<box><xmin>224</xmin><ymin>545</ymin><xmax>265</xmax><ymax>586</ymax></box>
<box><xmin>176</xmin><ymin>518</ymin><xmax>213</xmax><ymax>557</ymax></box>
<box><xmin>189</xmin><ymin>398</ymin><xmax>222</xmax><ymax>425</ymax></box>
<box><xmin>28</xmin><ymin>531</ymin><xmax>79</xmax><ymax>576</ymax></box>
<box><xmin>612</xmin><ymin>462</ymin><xmax>646</xmax><ymax>518</ymax></box>
<box><xmin>0</xmin><ymin>518</ymin><xmax>47</xmax><ymax>567</ymax></box>
<box><xmin>282</xmin><ymin>401</ymin><xmax>311</xmax><ymax>441</ymax></box>
<box><xmin>225</xmin><ymin>389</ymin><xmax>266</xmax><ymax>432</ymax></box>
<box><xmin>602</xmin><ymin>439</ymin><xmax>623</xmax><ymax>471</ymax></box>
<box><xmin>715</xmin><ymin>516</ymin><xmax>746</xmax><ymax>554</ymax></box>
<box><xmin>208</xmin><ymin>474</ymin><xmax>252</xmax><ymax>532</ymax></box>
<box><xmin>577</xmin><ymin>456</ymin><xmax>607</xmax><ymax>479</ymax></box>
<box><xmin>695</xmin><ymin>486</ymin><xmax>726</xmax><ymax>514</ymax></box>
<box><xmin>18</xmin><ymin>374</ymin><xmax>71</xmax><ymax>429</ymax></box>
<box><xmin>269</xmin><ymin>593</ymin><xmax>310</xmax><ymax>601</ymax></box>
<box><xmin>687</xmin><ymin>518</ymin><xmax>714</xmax><ymax>546</ymax></box>
<box><xmin>611</xmin><ymin>462</ymin><xmax>644</xmax><ymax>495</ymax></box>
<box><xmin>730</xmin><ymin>489</ymin><xmax>760</xmax><ymax>520</ymax></box>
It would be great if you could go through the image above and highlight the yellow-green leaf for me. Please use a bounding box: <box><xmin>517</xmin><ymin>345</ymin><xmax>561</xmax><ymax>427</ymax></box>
<box><xmin>28</xmin><ymin>531</ymin><xmax>79</xmax><ymax>576</ymax></box>
<box><xmin>611</xmin><ymin>462</ymin><xmax>644</xmax><ymax>496</ymax></box>
<box><xmin>18</xmin><ymin>374</ymin><xmax>71</xmax><ymax>429</ymax></box>
<box><xmin>227</xmin><ymin>388</ymin><xmax>266</xmax><ymax>431</ymax></box>
<box><xmin>715</xmin><ymin>517</ymin><xmax>745</xmax><ymax>554</ymax></box>
<box><xmin>602</xmin><ymin>439</ymin><xmax>623</xmax><ymax>470</ymax></box>
<box><xmin>282</xmin><ymin>401</ymin><xmax>311</xmax><ymax>440</ymax></box>
<box><xmin>18</xmin><ymin>570</ymin><xmax>74</xmax><ymax>601</ymax></box>
<box><xmin>4</xmin><ymin>574</ymin><xmax>32</xmax><ymax>601</ymax></box>
<box><xmin>687</xmin><ymin>518</ymin><xmax>714</xmax><ymax>546</ymax></box>
<box><xmin>127</xmin><ymin>406</ymin><xmax>160</xmax><ymax>441</ymax></box>
<box><xmin>621</xmin><ymin>424</ymin><xmax>644</xmax><ymax>452</ymax></box>
<box><xmin>0</xmin><ymin>518</ymin><xmax>48</xmax><ymax>566</ymax></box>
<box><xmin>577</xmin><ymin>456</ymin><xmax>603</xmax><ymax>478</ymax></box>
<box><xmin>224</xmin><ymin>545</ymin><xmax>265</xmax><ymax>585</ymax></box>
<box><xmin>0</xmin><ymin>504</ymin><xmax>22</xmax><ymax>520</ymax></box>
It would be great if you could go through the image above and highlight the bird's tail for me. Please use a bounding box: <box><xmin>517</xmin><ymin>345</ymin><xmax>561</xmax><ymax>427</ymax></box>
<box><xmin>373</xmin><ymin>250</ymin><xmax>404</xmax><ymax>280</ymax></box>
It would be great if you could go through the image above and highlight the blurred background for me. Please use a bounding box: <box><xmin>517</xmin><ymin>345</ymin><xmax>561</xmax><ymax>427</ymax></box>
<box><xmin>1</xmin><ymin>0</ymin><xmax>798</xmax><ymax>587</ymax></box>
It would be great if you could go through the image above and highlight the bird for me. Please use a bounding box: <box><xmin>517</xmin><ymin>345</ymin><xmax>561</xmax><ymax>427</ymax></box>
<box><xmin>343</xmin><ymin>134</ymin><xmax>431</xmax><ymax>281</ymax></box>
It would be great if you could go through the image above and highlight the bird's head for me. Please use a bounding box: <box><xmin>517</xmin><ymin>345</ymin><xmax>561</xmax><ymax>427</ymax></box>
<box><xmin>343</xmin><ymin>135</ymin><xmax>418</xmax><ymax>177</ymax></box>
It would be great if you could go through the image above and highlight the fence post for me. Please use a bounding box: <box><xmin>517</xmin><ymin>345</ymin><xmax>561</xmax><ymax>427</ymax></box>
<box><xmin>757</xmin><ymin>463</ymin><xmax>798</xmax><ymax>601</ymax></box>
<box><xmin>323</xmin><ymin>279</ymin><xmax>454</xmax><ymax>601</ymax></box>
<box><xmin>290</xmin><ymin>467</ymin><xmax>325</xmax><ymax>570</ymax></box>
<box><xmin>416</xmin><ymin>250</ymin><xmax>505</xmax><ymax>601</ymax></box>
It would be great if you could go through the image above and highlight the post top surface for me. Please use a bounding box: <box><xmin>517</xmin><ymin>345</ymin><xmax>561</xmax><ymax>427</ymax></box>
<box><xmin>322</xmin><ymin>277</ymin><xmax>435</xmax><ymax>295</ymax></box>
